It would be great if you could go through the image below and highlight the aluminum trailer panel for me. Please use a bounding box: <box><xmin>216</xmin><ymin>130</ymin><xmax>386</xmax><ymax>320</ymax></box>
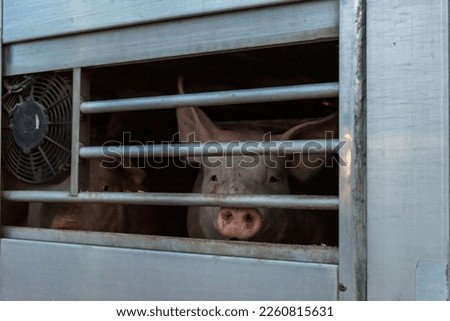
<box><xmin>0</xmin><ymin>238</ymin><xmax>338</xmax><ymax>300</ymax></box>
<box><xmin>366</xmin><ymin>0</ymin><xmax>449</xmax><ymax>300</ymax></box>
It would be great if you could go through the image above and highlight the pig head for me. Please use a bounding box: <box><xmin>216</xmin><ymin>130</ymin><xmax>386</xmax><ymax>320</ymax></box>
<box><xmin>177</xmin><ymin>106</ymin><xmax>338</xmax><ymax>244</ymax></box>
<box><xmin>40</xmin><ymin>159</ymin><xmax>147</xmax><ymax>232</ymax></box>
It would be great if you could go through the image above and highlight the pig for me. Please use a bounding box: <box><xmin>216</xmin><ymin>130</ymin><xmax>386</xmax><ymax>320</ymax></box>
<box><xmin>176</xmin><ymin>105</ymin><xmax>338</xmax><ymax>245</ymax></box>
<box><xmin>39</xmin><ymin>159</ymin><xmax>156</xmax><ymax>233</ymax></box>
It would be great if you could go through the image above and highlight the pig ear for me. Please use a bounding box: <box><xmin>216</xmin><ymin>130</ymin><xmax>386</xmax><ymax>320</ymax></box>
<box><xmin>278</xmin><ymin>112</ymin><xmax>338</xmax><ymax>182</ymax></box>
<box><xmin>176</xmin><ymin>76</ymin><xmax>223</xmax><ymax>143</ymax></box>
<box><xmin>121</xmin><ymin>166</ymin><xmax>146</xmax><ymax>191</ymax></box>
<box><xmin>176</xmin><ymin>106</ymin><xmax>224</xmax><ymax>143</ymax></box>
<box><xmin>177</xmin><ymin>106</ymin><xmax>231</xmax><ymax>166</ymax></box>
<box><xmin>279</xmin><ymin>112</ymin><xmax>338</xmax><ymax>141</ymax></box>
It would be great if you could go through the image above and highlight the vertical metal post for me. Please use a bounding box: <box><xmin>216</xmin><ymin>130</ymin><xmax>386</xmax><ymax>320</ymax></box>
<box><xmin>447</xmin><ymin>0</ymin><xmax>450</xmax><ymax>301</ymax></box>
<box><xmin>444</xmin><ymin>0</ymin><xmax>449</xmax><ymax>303</ymax></box>
<box><xmin>338</xmin><ymin>0</ymin><xmax>367</xmax><ymax>300</ymax></box>
<box><xmin>70</xmin><ymin>68</ymin><xmax>82</xmax><ymax>196</ymax></box>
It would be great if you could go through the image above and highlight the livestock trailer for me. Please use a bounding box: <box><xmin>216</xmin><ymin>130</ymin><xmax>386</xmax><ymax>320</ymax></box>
<box><xmin>0</xmin><ymin>0</ymin><xmax>448</xmax><ymax>300</ymax></box>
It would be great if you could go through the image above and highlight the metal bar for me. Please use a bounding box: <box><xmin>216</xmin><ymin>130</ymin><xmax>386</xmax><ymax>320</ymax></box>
<box><xmin>80</xmin><ymin>83</ymin><xmax>339</xmax><ymax>114</ymax></box>
<box><xmin>1</xmin><ymin>226</ymin><xmax>339</xmax><ymax>265</ymax></box>
<box><xmin>4</xmin><ymin>1</ymin><xmax>338</xmax><ymax>76</ymax></box>
<box><xmin>447</xmin><ymin>1</ymin><xmax>450</xmax><ymax>303</ymax></box>
<box><xmin>3</xmin><ymin>0</ymin><xmax>303</xmax><ymax>44</ymax></box>
<box><xmin>79</xmin><ymin>139</ymin><xmax>341</xmax><ymax>159</ymax></box>
<box><xmin>69</xmin><ymin>68</ymin><xmax>81</xmax><ymax>196</ymax></box>
<box><xmin>338</xmin><ymin>0</ymin><xmax>367</xmax><ymax>300</ymax></box>
<box><xmin>2</xmin><ymin>191</ymin><xmax>339</xmax><ymax>210</ymax></box>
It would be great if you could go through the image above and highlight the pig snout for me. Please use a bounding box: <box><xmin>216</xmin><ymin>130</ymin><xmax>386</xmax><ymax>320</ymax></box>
<box><xmin>215</xmin><ymin>207</ymin><xmax>262</xmax><ymax>240</ymax></box>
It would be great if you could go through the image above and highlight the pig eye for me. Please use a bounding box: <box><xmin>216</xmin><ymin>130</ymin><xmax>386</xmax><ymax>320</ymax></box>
<box><xmin>210</xmin><ymin>175</ymin><xmax>218</xmax><ymax>182</ymax></box>
<box><xmin>102</xmin><ymin>185</ymin><xmax>109</xmax><ymax>192</ymax></box>
<box><xmin>269</xmin><ymin>176</ymin><xmax>280</xmax><ymax>184</ymax></box>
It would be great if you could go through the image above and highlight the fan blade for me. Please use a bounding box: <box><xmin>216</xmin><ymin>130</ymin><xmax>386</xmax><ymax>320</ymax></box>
<box><xmin>44</xmin><ymin>135</ymin><xmax>71</xmax><ymax>154</ymax></box>
<box><xmin>46</xmin><ymin>93</ymin><xmax>70</xmax><ymax>112</ymax></box>
<box><xmin>37</xmin><ymin>145</ymin><xmax>57</xmax><ymax>175</ymax></box>
<box><xmin>36</xmin><ymin>74</ymin><xmax>57</xmax><ymax>104</ymax></box>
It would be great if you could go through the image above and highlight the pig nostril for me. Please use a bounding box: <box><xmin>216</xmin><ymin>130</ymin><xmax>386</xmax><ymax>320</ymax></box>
<box><xmin>223</xmin><ymin>212</ymin><xmax>233</xmax><ymax>222</ymax></box>
<box><xmin>243</xmin><ymin>213</ymin><xmax>254</xmax><ymax>224</ymax></box>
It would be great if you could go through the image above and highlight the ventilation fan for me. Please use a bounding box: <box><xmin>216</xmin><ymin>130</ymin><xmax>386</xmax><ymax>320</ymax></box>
<box><xmin>2</xmin><ymin>74</ymin><xmax>72</xmax><ymax>184</ymax></box>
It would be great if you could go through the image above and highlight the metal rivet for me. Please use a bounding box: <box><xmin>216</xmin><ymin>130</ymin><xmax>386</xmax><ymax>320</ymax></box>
<box><xmin>338</xmin><ymin>283</ymin><xmax>347</xmax><ymax>292</ymax></box>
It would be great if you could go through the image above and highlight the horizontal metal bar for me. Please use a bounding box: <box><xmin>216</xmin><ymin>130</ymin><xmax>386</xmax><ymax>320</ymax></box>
<box><xmin>79</xmin><ymin>139</ymin><xmax>341</xmax><ymax>159</ymax></box>
<box><xmin>4</xmin><ymin>1</ymin><xmax>338</xmax><ymax>76</ymax></box>
<box><xmin>1</xmin><ymin>226</ymin><xmax>338</xmax><ymax>264</ymax></box>
<box><xmin>80</xmin><ymin>83</ymin><xmax>339</xmax><ymax>113</ymax></box>
<box><xmin>3</xmin><ymin>0</ymin><xmax>302</xmax><ymax>44</ymax></box>
<box><xmin>2</xmin><ymin>191</ymin><xmax>339</xmax><ymax>210</ymax></box>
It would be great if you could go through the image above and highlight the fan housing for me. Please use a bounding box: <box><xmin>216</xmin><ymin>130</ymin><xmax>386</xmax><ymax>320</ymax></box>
<box><xmin>2</xmin><ymin>74</ymin><xmax>72</xmax><ymax>184</ymax></box>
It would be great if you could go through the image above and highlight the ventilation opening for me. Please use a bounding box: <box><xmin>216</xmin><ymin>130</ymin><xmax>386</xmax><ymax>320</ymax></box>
<box><xmin>2</xmin><ymin>41</ymin><xmax>339</xmax><ymax>250</ymax></box>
